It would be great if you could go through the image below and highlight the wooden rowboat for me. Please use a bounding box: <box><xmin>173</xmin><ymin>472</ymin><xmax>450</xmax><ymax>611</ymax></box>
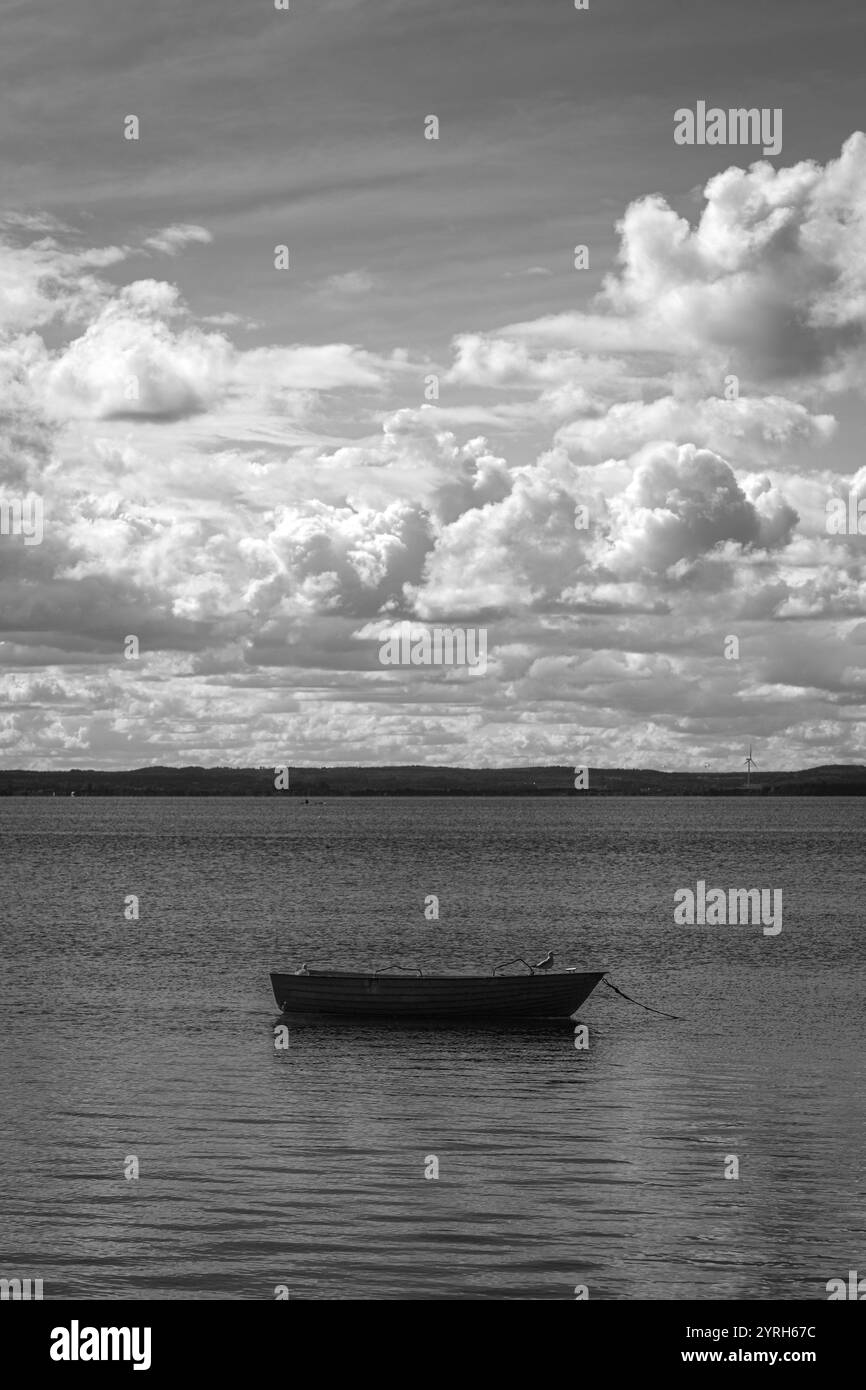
<box><xmin>270</xmin><ymin>962</ymin><xmax>606</xmax><ymax>1021</ymax></box>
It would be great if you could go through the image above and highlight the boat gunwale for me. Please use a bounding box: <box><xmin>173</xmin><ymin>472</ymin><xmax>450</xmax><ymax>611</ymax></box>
<box><xmin>271</xmin><ymin>969</ymin><xmax>609</xmax><ymax>981</ymax></box>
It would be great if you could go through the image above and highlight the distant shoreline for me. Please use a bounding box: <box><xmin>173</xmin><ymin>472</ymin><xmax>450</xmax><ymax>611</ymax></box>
<box><xmin>1</xmin><ymin>765</ymin><xmax>865</xmax><ymax>796</ymax></box>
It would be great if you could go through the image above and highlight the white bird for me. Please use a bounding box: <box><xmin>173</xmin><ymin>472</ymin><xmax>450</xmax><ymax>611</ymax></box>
<box><xmin>535</xmin><ymin>951</ymin><xmax>554</xmax><ymax>972</ymax></box>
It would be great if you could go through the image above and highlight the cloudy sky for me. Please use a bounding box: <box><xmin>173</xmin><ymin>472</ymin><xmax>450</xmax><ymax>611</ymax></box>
<box><xmin>2</xmin><ymin>0</ymin><xmax>866</xmax><ymax>770</ymax></box>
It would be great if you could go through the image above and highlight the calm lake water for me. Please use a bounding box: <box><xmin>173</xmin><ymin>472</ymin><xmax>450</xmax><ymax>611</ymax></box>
<box><xmin>1</xmin><ymin>796</ymin><xmax>864</xmax><ymax>1300</ymax></box>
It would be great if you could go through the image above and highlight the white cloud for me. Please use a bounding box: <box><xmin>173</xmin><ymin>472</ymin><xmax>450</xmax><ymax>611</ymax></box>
<box><xmin>142</xmin><ymin>224</ymin><xmax>213</xmax><ymax>256</ymax></box>
<box><xmin>600</xmin><ymin>443</ymin><xmax>799</xmax><ymax>579</ymax></box>
<box><xmin>4</xmin><ymin>138</ymin><xmax>866</xmax><ymax>768</ymax></box>
<box><xmin>318</xmin><ymin>269</ymin><xmax>376</xmax><ymax>296</ymax></box>
<box><xmin>27</xmin><ymin>280</ymin><xmax>398</xmax><ymax>421</ymax></box>
<box><xmin>554</xmin><ymin>394</ymin><xmax>837</xmax><ymax>465</ymax></box>
<box><xmin>451</xmin><ymin>132</ymin><xmax>866</xmax><ymax>400</ymax></box>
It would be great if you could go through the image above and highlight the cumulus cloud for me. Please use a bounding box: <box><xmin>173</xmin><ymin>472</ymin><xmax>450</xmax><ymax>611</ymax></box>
<box><xmin>4</xmin><ymin>138</ymin><xmax>866</xmax><ymax>768</ymax></box>
<box><xmin>407</xmin><ymin>438</ymin><xmax>801</xmax><ymax>619</ymax></box>
<box><xmin>596</xmin><ymin>135</ymin><xmax>866</xmax><ymax>387</ymax></box>
<box><xmin>35</xmin><ymin>282</ymin><xmax>230</xmax><ymax>419</ymax></box>
<box><xmin>600</xmin><ymin>443</ymin><xmax>799</xmax><ymax>578</ymax></box>
<box><xmin>452</xmin><ymin>132</ymin><xmax>866</xmax><ymax>401</ymax></box>
<box><xmin>23</xmin><ymin>278</ymin><xmax>399</xmax><ymax>422</ymax></box>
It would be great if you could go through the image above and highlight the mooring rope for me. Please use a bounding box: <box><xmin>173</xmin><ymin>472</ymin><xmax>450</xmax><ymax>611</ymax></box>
<box><xmin>537</xmin><ymin>944</ymin><xmax>684</xmax><ymax>1020</ymax></box>
<box><xmin>602</xmin><ymin>976</ymin><xmax>682</xmax><ymax>1020</ymax></box>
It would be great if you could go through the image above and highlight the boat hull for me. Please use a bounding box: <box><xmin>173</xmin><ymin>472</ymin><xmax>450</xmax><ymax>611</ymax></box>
<box><xmin>270</xmin><ymin>969</ymin><xmax>606</xmax><ymax>1020</ymax></box>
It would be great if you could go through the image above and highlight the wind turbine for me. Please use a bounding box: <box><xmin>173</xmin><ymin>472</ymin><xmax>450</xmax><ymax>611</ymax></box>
<box><xmin>744</xmin><ymin>744</ymin><xmax>757</xmax><ymax>789</ymax></box>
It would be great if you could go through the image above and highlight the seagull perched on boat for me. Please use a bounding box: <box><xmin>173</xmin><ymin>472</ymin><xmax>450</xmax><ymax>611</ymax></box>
<box><xmin>535</xmin><ymin>951</ymin><xmax>554</xmax><ymax>971</ymax></box>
